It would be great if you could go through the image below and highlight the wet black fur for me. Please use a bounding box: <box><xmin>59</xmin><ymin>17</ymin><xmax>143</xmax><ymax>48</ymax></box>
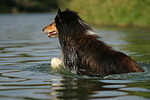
<box><xmin>54</xmin><ymin>9</ymin><xmax>144</xmax><ymax>77</ymax></box>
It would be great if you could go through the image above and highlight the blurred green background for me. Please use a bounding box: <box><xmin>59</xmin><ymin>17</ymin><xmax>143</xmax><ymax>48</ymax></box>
<box><xmin>0</xmin><ymin>0</ymin><xmax>149</xmax><ymax>27</ymax></box>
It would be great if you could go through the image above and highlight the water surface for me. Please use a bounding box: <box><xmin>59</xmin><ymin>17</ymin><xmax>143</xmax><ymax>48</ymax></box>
<box><xmin>0</xmin><ymin>13</ymin><xmax>150</xmax><ymax>100</ymax></box>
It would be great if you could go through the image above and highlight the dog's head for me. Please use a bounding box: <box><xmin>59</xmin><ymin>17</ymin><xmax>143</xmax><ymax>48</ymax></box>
<box><xmin>42</xmin><ymin>20</ymin><xmax>58</xmax><ymax>38</ymax></box>
<box><xmin>43</xmin><ymin>8</ymin><xmax>93</xmax><ymax>38</ymax></box>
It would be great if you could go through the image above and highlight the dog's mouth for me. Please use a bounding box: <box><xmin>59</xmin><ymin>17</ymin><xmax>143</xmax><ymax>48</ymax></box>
<box><xmin>43</xmin><ymin>22</ymin><xmax>58</xmax><ymax>38</ymax></box>
<box><xmin>46</xmin><ymin>30</ymin><xmax>58</xmax><ymax>38</ymax></box>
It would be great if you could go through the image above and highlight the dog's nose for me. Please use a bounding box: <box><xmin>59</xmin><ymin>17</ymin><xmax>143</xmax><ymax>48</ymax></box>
<box><xmin>42</xmin><ymin>26</ymin><xmax>49</xmax><ymax>34</ymax></box>
<box><xmin>42</xmin><ymin>27</ymin><xmax>46</xmax><ymax>32</ymax></box>
<box><xmin>42</xmin><ymin>27</ymin><xmax>49</xmax><ymax>34</ymax></box>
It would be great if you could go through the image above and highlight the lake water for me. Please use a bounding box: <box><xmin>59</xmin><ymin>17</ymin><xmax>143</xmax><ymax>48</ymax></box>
<box><xmin>0</xmin><ymin>13</ymin><xmax>150</xmax><ymax>100</ymax></box>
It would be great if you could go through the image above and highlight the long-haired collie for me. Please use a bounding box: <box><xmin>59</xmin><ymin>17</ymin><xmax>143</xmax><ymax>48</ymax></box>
<box><xmin>43</xmin><ymin>8</ymin><xmax>144</xmax><ymax>77</ymax></box>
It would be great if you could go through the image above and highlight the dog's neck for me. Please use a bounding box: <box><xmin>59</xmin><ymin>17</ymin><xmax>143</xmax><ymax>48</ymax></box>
<box><xmin>86</xmin><ymin>30</ymin><xmax>97</xmax><ymax>35</ymax></box>
<box><xmin>59</xmin><ymin>29</ymin><xmax>99</xmax><ymax>73</ymax></box>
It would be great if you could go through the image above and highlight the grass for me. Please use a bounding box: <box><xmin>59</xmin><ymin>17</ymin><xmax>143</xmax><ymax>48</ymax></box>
<box><xmin>58</xmin><ymin>0</ymin><xmax>150</xmax><ymax>27</ymax></box>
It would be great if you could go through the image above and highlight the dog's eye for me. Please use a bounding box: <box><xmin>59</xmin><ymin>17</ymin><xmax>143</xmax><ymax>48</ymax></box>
<box><xmin>57</xmin><ymin>15</ymin><xmax>62</xmax><ymax>23</ymax></box>
<box><xmin>59</xmin><ymin>18</ymin><xmax>62</xmax><ymax>23</ymax></box>
<box><xmin>55</xmin><ymin>15</ymin><xmax>62</xmax><ymax>23</ymax></box>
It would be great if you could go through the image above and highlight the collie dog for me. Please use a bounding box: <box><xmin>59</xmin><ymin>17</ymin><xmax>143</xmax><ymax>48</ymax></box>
<box><xmin>43</xmin><ymin>9</ymin><xmax>144</xmax><ymax>77</ymax></box>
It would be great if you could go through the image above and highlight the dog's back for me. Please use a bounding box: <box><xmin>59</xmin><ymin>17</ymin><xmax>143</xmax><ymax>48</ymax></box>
<box><xmin>74</xmin><ymin>34</ymin><xmax>144</xmax><ymax>76</ymax></box>
<box><xmin>62</xmin><ymin>34</ymin><xmax>144</xmax><ymax>76</ymax></box>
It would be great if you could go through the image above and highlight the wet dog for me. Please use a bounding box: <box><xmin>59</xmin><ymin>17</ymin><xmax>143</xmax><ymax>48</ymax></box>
<box><xmin>43</xmin><ymin>9</ymin><xmax>144</xmax><ymax>77</ymax></box>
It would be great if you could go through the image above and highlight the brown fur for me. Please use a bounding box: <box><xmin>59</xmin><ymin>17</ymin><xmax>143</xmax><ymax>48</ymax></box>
<box><xmin>43</xmin><ymin>22</ymin><xmax>57</xmax><ymax>33</ymax></box>
<box><xmin>72</xmin><ymin>34</ymin><xmax>144</xmax><ymax>76</ymax></box>
<box><xmin>43</xmin><ymin>9</ymin><xmax>144</xmax><ymax>77</ymax></box>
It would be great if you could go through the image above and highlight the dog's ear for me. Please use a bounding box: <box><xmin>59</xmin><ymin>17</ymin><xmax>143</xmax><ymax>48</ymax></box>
<box><xmin>57</xmin><ymin>8</ymin><xmax>62</xmax><ymax>23</ymax></box>
<box><xmin>58</xmin><ymin>8</ymin><xmax>61</xmax><ymax>15</ymax></box>
<box><xmin>65</xmin><ymin>8</ymin><xmax>70</xmax><ymax>11</ymax></box>
<box><xmin>57</xmin><ymin>8</ymin><xmax>61</xmax><ymax>17</ymax></box>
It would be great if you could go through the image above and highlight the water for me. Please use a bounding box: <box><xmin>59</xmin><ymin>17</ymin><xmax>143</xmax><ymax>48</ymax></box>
<box><xmin>0</xmin><ymin>13</ymin><xmax>150</xmax><ymax>100</ymax></box>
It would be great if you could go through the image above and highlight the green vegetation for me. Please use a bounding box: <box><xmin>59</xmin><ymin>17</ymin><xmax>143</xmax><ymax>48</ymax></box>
<box><xmin>59</xmin><ymin>0</ymin><xmax>150</xmax><ymax>27</ymax></box>
<box><xmin>0</xmin><ymin>0</ymin><xmax>149</xmax><ymax>27</ymax></box>
<box><xmin>0</xmin><ymin>0</ymin><xmax>58</xmax><ymax>13</ymax></box>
